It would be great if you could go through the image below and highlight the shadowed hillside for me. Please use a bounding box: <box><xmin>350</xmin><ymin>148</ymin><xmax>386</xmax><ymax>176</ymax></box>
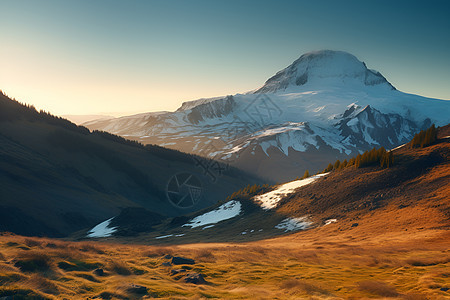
<box><xmin>0</xmin><ymin>92</ymin><xmax>262</xmax><ymax>237</ymax></box>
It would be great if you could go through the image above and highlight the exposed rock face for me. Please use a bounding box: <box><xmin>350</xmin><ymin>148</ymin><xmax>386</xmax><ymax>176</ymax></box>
<box><xmin>171</xmin><ymin>256</ymin><xmax>195</xmax><ymax>265</ymax></box>
<box><xmin>337</xmin><ymin>105</ymin><xmax>426</xmax><ymax>150</ymax></box>
<box><xmin>126</xmin><ymin>284</ymin><xmax>148</xmax><ymax>294</ymax></box>
<box><xmin>185</xmin><ymin>96</ymin><xmax>236</xmax><ymax>124</ymax></box>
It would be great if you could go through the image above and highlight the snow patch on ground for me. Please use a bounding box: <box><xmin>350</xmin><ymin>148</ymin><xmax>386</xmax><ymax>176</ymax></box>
<box><xmin>154</xmin><ymin>234</ymin><xmax>185</xmax><ymax>239</ymax></box>
<box><xmin>240</xmin><ymin>229</ymin><xmax>259</xmax><ymax>235</ymax></box>
<box><xmin>275</xmin><ymin>217</ymin><xmax>312</xmax><ymax>232</ymax></box>
<box><xmin>86</xmin><ymin>218</ymin><xmax>117</xmax><ymax>238</ymax></box>
<box><xmin>324</xmin><ymin>219</ymin><xmax>337</xmax><ymax>225</ymax></box>
<box><xmin>183</xmin><ymin>200</ymin><xmax>241</xmax><ymax>228</ymax></box>
<box><xmin>155</xmin><ymin>234</ymin><xmax>173</xmax><ymax>239</ymax></box>
<box><xmin>390</xmin><ymin>143</ymin><xmax>406</xmax><ymax>151</ymax></box>
<box><xmin>255</xmin><ymin>173</ymin><xmax>328</xmax><ymax>210</ymax></box>
<box><xmin>202</xmin><ymin>225</ymin><xmax>215</xmax><ymax>230</ymax></box>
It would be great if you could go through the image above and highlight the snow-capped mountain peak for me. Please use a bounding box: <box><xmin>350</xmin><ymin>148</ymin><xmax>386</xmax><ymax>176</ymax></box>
<box><xmin>255</xmin><ymin>50</ymin><xmax>395</xmax><ymax>93</ymax></box>
<box><xmin>83</xmin><ymin>50</ymin><xmax>449</xmax><ymax>181</ymax></box>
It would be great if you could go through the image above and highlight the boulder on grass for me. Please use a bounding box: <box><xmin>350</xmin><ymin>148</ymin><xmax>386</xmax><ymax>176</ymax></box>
<box><xmin>93</xmin><ymin>268</ymin><xmax>104</xmax><ymax>276</ymax></box>
<box><xmin>184</xmin><ymin>273</ymin><xmax>206</xmax><ymax>284</ymax></box>
<box><xmin>171</xmin><ymin>256</ymin><xmax>195</xmax><ymax>265</ymax></box>
<box><xmin>126</xmin><ymin>284</ymin><xmax>148</xmax><ymax>294</ymax></box>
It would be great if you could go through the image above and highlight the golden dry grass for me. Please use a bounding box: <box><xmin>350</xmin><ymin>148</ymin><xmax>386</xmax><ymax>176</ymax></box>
<box><xmin>0</xmin><ymin>226</ymin><xmax>449</xmax><ymax>299</ymax></box>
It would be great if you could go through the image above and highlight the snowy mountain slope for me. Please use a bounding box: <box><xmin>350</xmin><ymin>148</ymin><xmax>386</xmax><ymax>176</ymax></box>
<box><xmin>84</xmin><ymin>50</ymin><xmax>450</xmax><ymax>181</ymax></box>
<box><xmin>255</xmin><ymin>50</ymin><xmax>395</xmax><ymax>93</ymax></box>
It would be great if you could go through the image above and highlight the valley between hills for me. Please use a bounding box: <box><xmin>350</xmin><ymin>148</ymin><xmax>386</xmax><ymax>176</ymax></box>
<box><xmin>0</xmin><ymin>116</ymin><xmax>449</xmax><ymax>299</ymax></box>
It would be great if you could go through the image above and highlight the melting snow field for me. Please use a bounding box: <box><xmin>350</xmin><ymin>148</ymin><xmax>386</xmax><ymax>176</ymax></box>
<box><xmin>86</xmin><ymin>217</ymin><xmax>117</xmax><ymax>238</ymax></box>
<box><xmin>275</xmin><ymin>217</ymin><xmax>312</xmax><ymax>232</ymax></box>
<box><xmin>255</xmin><ymin>173</ymin><xmax>328</xmax><ymax>210</ymax></box>
<box><xmin>183</xmin><ymin>200</ymin><xmax>241</xmax><ymax>228</ymax></box>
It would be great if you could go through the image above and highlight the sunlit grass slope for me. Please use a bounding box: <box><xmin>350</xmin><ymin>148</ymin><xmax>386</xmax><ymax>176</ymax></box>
<box><xmin>0</xmin><ymin>229</ymin><xmax>448</xmax><ymax>299</ymax></box>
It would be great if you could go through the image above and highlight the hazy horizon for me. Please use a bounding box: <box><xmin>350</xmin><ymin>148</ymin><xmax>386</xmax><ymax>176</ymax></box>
<box><xmin>1</xmin><ymin>0</ymin><xmax>449</xmax><ymax>117</ymax></box>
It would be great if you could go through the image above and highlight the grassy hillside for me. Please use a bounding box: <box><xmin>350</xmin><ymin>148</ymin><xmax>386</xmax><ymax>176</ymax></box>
<box><xmin>276</xmin><ymin>124</ymin><xmax>450</xmax><ymax>227</ymax></box>
<box><xmin>0</xmin><ymin>92</ymin><xmax>261</xmax><ymax>237</ymax></box>
<box><xmin>92</xmin><ymin>125</ymin><xmax>448</xmax><ymax>245</ymax></box>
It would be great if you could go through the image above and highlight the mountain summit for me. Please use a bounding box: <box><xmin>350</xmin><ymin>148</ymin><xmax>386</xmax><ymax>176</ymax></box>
<box><xmin>256</xmin><ymin>50</ymin><xmax>395</xmax><ymax>93</ymax></box>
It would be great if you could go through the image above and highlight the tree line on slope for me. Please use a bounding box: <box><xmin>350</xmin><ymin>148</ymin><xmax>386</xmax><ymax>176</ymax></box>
<box><xmin>0</xmin><ymin>91</ymin><xmax>200</xmax><ymax>163</ymax></box>
<box><xmin>322</xmin><ymin>146</ymin><xmax>394</xmax><ymax>174</ymax></box>
<box><xmin>0</xmin><ymin>90</ymin><xmax>90</xmax><ymax>135</ymax></box>
<box><xmin>299</xmin><ymin>146</ymin><xmax>394</xmax><ymax>179</ymax></box>
<box><xmin>226</xmin><ymin>144</ymin><xmax>395</xmax><ymax>201</ymax></box>
<box><xmin>226</xmin><ymin>183</ymin><xmax>272</xmax><ymax>201</ymax></box>
<box><xmin>410</xmin><ymin>124</ymin><xmax>437</xmax><ymax>148</ymax></box>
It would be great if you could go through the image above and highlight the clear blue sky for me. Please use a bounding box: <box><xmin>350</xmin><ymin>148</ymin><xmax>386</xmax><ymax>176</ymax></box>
<box><xmin>1</xmin><ymin>0</ymin><xmax>449</xmax><ymax>116</ymax></box>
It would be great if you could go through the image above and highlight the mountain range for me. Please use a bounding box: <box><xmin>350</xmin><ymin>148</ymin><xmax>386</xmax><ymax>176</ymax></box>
<box><xmin>84</xmin><ymin>50</ymin><xmax>450</xmax><ymax>181</ymax></box>
<box><xmin>1</xmin><ymin>50</ymin><xmax>449</xmax><ymax>238</ymax></box>
<box><xmin>81</xmin><ymin>124</ymin><xmax>450</xmax><ymax>243</ymax></box>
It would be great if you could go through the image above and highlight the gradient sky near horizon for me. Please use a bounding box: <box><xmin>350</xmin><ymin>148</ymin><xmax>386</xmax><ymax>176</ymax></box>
<box><xmin>1</xmin><ymin>0</ymin><xmax>449</xmax><ymax>116</ymax></box>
